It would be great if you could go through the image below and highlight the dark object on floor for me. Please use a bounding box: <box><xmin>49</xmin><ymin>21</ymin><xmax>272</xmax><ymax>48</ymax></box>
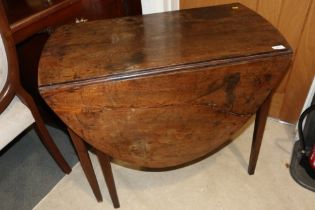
<box><xmin>298</xmin><ymin>104</ymin><xmax>315</xmax><ymax>178</ymax></box>
<box><xmin>290</xmin><ymin>142</ymin><xmax>315</xmax><ymax>192</ymax></box>
<box><xmin>300</xmin><ymin>153</ymin><xmax>315</xmax><ymax>179</ymax></box>
<box><xmin>290</xmin><ymin>102</ymin><xmax>315</xmax><ymax>191</ymax></box>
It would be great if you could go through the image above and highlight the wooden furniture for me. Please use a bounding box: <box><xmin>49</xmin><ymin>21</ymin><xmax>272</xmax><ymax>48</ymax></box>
<box><xmin>2</xmin><ymin>0</ymin><xmax>142</xmax><ymax>126</ymax></box>
<box><xmin>3</xmin><ymin>0</ymin><xmax>142</xmax><ymax>44</ymax></box>
<box><xmin>3</xmin><ymin>0</ymin><xmax>81</xmax><ymax>44</ymax></box>
<box><xmin>38</xmin><ymin>3</ymin><xmax>292</xmax><ymax>208</ymax></box>
<box><xmin>0</xmin><ymin>3</ymin><xmax>71</xmax><ymax>174</ymax></box>
<box><xmin>181</xmin><ymin>0</ymin><xmax>315</xmax><ymax>124</ymax></box>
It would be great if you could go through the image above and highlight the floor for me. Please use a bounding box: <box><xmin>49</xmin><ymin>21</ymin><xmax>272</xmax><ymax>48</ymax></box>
<box><xmin>0</xmin><ymin>125</ymin><xmax>78</xmax><ymax>210</ymax></box>
<box><xmin>33</xmin><ymin>118</ymin><xmax>315</xmax><ymax>210</ymax></box>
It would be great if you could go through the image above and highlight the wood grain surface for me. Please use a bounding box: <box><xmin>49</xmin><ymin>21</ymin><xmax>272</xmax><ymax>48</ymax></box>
<box><xmin>180</xmin><ymin>0</ymin><xmax>315</xmax><ymax>123</ymax></box>
<box><xmin>280</xmin><ymin>1</ymin><xmax>315</xmax><ymax>122</ymax></box>
<box><xmin>40</xmin><ymin>55</ymin><xmax>291</xmax><ymax>168</ymax></box>
<box><xmin>277</xmin><ymin>0</ymin><xmax>312</xmax><ymax>51</ymax></box>
<box><xmin>257</xmin><ymin>0</ymin><xmax>283</xmax><ymax>26</ymax></box>
<box><xmin>180</xmin><ymin>0</ymin><xmax>258</xmax><ymax>11</ymax></box>
<box><xmin>39</xmin><ymin>4</ymin><xmax>292</xmax><ymax>168</ymax></box>
<box><xmin>3</xmin><ymin>0</ymin><xmax>81</xmax><ymax>43</ymax></box>
<box><xmin>38</xmin><ymin>3</ymin><xmax>290</xmax><ymax>87</ymax></box>
<box><xmin>270</xmin><ymin>0</ymin><xmax>312</xmax><ymax>117</ymax></box>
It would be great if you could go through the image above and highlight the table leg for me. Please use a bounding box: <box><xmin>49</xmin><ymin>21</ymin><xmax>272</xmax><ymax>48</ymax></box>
<box><xmin>67</xmin><ymin>128</ymin><xmax>103</xmax><ymax>202</ymax></box>
<box><xmin>96</xmin><ymin>150</ymin><xmax>120</xmax><ymax>208</ymax></box>
<box><xmin>248</xmin><ymin>94</ymin><xmax>272</xmax><ymax>175</ymax></box>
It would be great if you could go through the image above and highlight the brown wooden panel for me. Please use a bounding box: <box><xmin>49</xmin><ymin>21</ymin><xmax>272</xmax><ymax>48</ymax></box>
<box><xmin>4</xmin><ymin>0</ymin><xmax>142</xmax><ymax>44</ymax></box>
<box><xmin>277</xmin><ymin>0</ymin><xmax>312</xmax><ymax>90</ymax></box>
<box><xmin>179</xmin><ymin>0</ymin><xmax>315</xmax><ymax>123</ymax></box>
<box><xmin>79</xmin><ymin>0</ymin><xmax>142</xmax><ymax>20</ymax></box>
<box><xmin>3</xmin><ymin>0</ymin><xmax>73</xmax><ymax>24</ymax></box>
<box><xmin>3</xmin><ymin>0</ymin><xmax>142</xmax><ymax>126</ymax></box>
<box><xmin>277</xmin><ymin>0</ymin><xmax>312</xmax><ymax>51</ymax></box>
<box><xmin>180</xmin><ymin>0</ymin><xmax>258</xmax><ymax>11</ymax></box>
<box><xmin>269</xmin><ymin>92</ymin><xmax>284</xmax><ymax>117</ymax></box>
<box><xmin>275</xmin><ymin>0</ymin><xmax>311</xmax><ymax>91</ymax></box>
<box><xmin>257</xmin><ymin>0</ymin><xmax>283</xmax><ymax>26</ymax></box>
<box><xmin>180</xmin><ymin>0</ymin><xmax>218</xmax><ymax>9</ymax></box>
<box><xmin>280</xmin><ymin>1</ymin><xmax>315</xmax><ymax>123</ymax></box>
<box><xmin>269</xmin><ymin>0</ymin><xmax>312</xmax><ymax>118</ymax></box>
<box><xmin>40</xmin><ymin>55</ymin><xmax>291</xmax><ymax>168</ymax></box>
<box><xmin>38</xmin><ymin>4</ymin><xmax>292</xmax><ymax>168</ymax></box>
<box><xmin>3</xmin><ymin>0</ymin><xmax>82</xmax><ymax>43</ymax></box>
<box><xmin>39</xmin><ymin>4</ymin><xmax>289</xmax><ymax>86</ymax></box>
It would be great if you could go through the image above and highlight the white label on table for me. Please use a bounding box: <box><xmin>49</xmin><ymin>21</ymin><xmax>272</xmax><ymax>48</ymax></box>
<box><xmin>272</xmin><ymin>45</ymin><xmax>286</xmax><ymax>50</ymax></box>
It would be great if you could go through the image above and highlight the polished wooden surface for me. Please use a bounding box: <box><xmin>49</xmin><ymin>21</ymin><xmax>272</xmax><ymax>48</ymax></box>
<box><xmin>3</xmin><ymin>0</ymin><xmax>74</xmax><ymax>24</ymax></box>
<box><xmin>3</xmin><ymin>0</ymin><xmax>142</xmax><ymax>43</ymax></box>
<box><xmin>181</xmin><ymin>0</ymin><xmax>315</xmax><ymax>124</ymax></box>
<box><xmin>3</xmin><ymin>0</ymin><xmax>81</xmax><ymax>43</ymax></box>
<box><xmin>39</xmin><ymin>4</ymin><xmax>289</xmax><ymax>86</ymax></box>
<box><xmin>1</xmin><ymin>0</ymin><xmax>142</xmax><ymax>126</ymax></box>
<box><xmin>39</xmin><ymin>4</ymin><xmax>291</xmax><ymax>169</ymax></box>
<box><xmin>79</xmin><ymin>0</ymin><xmax>142</xmax><ymax>20</ymax></box>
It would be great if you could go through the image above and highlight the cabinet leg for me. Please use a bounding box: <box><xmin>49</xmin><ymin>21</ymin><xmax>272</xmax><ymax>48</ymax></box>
<box><xmin>68</xmin><ymin>128</ymin><xmax>103</xmax><ymax>202</ymax></box>
<box><xmin>248</xmin><ymin>94</ymin><xmax>272</xmax><ymax>175</ymax></box>
<box><xmin>97</xmin><ymin>151</ymin><xmax>120</xmax><ymax>208</ymax></box>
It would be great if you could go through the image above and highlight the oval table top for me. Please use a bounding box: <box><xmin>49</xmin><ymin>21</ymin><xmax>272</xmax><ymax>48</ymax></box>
<box><xmin>38</xmin><ymin>3</ymin><xmax>291</xmax><ymax>88</ymax></box>
<box><xmin>38</xmin><ymin>3</ymin><xmax>292</xmax><ymax>168</ymax></box>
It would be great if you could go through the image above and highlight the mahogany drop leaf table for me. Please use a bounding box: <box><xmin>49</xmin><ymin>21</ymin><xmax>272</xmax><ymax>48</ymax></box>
<box><xmin>38</xmin><ymin>3</ymin><xmax>292</xmax><ymax>208</ymax></box>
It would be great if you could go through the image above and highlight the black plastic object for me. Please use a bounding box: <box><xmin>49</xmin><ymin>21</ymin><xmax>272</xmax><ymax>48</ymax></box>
<box><xmin>298</xmin><ymin>104</ymin><xmax>315</xmax><ymax>177</ymax></box>
<box><xmin>290</xmin><ymin>103</ymin><xmax>315</xmax><ymax>192</ymax></box>
<box><xmin>290</xmin><ymin>142</ymin><xmax>315</xmax><ymax>192</ymax></box>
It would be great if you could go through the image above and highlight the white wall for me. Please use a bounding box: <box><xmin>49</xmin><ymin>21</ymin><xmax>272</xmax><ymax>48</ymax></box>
<box><xmin>141</xmin><ymin>0</ymin><xmax>179</xmax><ymax>15</ymax></box>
